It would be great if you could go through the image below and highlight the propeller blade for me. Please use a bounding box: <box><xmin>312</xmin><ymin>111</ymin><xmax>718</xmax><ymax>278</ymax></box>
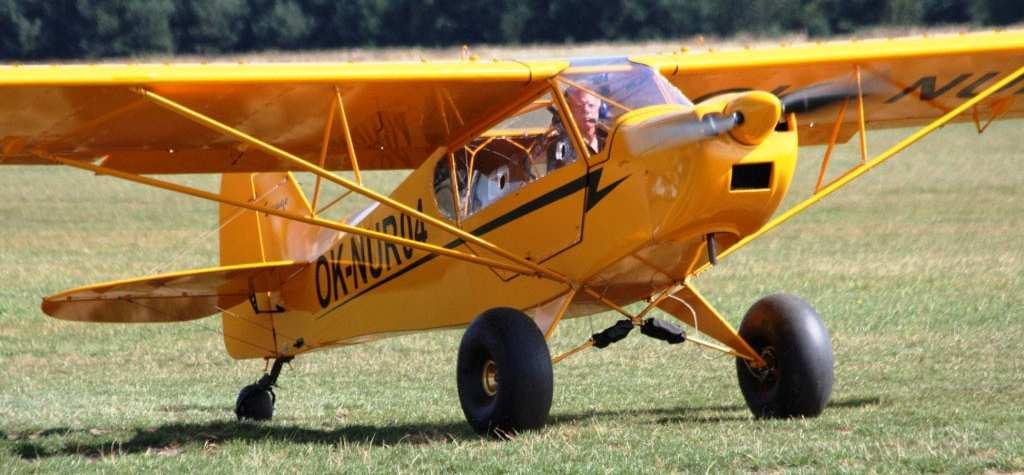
<box><xmin>661</xmin><ymin>91</ymin><xmax>776</xmax><ymax>148</ymax></box>
<box><xmin>779</xmin><ymin>82</ymin><xmax>860</xmax><ymax>115</ymax></box>
<box><xmin>699</xmin><ymin>111</ymin><xmax>744</xmax><ymax>136</ymax></box>
<box><xmin>671</xmin><ymin>111</ymin><xmax>744</xmax><ymax>142</ymax></box>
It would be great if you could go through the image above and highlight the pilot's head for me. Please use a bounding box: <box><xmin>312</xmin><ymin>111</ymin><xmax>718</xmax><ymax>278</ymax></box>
<box><xmin>566</xmin><ymin>87</ymin><xmax>601</xmax><ymax>144</ymax></box>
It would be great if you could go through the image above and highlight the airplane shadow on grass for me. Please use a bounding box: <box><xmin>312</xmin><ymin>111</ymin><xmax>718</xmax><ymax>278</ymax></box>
<box><xmin>10</xmin><ymin>396</ymin><xmax>880</xmax><ymax>460</ymax></box>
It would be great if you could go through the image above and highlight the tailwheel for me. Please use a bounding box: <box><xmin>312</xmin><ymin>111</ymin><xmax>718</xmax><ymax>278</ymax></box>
<box><xmin>457</xmin><ymin>307</ymin><xmax>553</xmax><ymax>438</ymax></box>
<box><xmin>236</xmin><ymin>357</ymin><xmax>290</xmax><ymax>421</ymax></box>
<box><xmin>735</xmin><ymin>293</ymin><xmax>833</xmax><ymax>418</ymax></box>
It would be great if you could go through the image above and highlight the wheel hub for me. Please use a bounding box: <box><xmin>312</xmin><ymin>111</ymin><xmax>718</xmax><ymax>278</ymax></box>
<box><xmin>747</xmin><ymin>347</ymin><xmax>778</xmax><ymax>385</ymax></box>
<box><xmin>481</xmin><ymin>359</ymin><xmax>498</xmax><ymax>396</ymax></box>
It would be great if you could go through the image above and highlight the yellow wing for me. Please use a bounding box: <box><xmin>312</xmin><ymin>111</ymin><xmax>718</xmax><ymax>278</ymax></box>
<box><xmin>635</xmin><ymin>30</ymin><xmax>1024</xmax><ymax>144</ymax></box>
<box><xmin>41</xmin><ymin>261</ymin><xmax>306</xmax><ymax>323</ymax></box>
<box><xmin>0</xmin><ymin>60</ymin><xmax>566</xmax><ymax>173</ymax></box>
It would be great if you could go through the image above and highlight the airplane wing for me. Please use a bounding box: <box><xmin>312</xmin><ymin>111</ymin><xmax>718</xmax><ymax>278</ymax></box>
<box><xmin>41</xmin><ymin>261</ymin><xmax>306</xmax><ymax>323</ymax></box>
<box><xmin>635</xmin><ymin>30</ymin><xmax>1024</xmax><ymax>144</ymax></box>
<box><xmin>0</xmin><ymin>60</ymin><xmax>566</xmax><ymax>173</ymax></box>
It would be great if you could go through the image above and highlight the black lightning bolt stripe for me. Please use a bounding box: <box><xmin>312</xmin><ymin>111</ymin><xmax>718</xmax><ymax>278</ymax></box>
<box><xmin>317</xmin><ymin>167</ymin><xmax>628</xmax><ymax>317</ymax></box>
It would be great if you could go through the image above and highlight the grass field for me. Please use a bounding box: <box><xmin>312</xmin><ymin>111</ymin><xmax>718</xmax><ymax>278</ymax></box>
<box><xmin>2</xmin><ymin>83</ymin><xmax>1023</xmax><ymax>471</ymax></box>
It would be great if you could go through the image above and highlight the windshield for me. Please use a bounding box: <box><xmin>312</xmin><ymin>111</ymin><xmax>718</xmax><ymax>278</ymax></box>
<box><xmin>433</xmin><ymin>92</ymin><xmax>571</xmax><ymax>220</ymax></box>
<box><xmin>557</xmin><ymin>58</ymin><xmax>691</xmax><ymax>136</ymax></box>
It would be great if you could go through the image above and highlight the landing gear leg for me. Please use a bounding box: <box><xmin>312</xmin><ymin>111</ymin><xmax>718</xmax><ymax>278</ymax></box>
<box><xmin>235</xmin><ymin>357</ymin><xmax>292</xmax><ymax>421</ymax></box>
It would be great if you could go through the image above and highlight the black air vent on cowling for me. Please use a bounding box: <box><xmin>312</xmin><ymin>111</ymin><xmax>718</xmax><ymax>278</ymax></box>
<box><xmin>731</xmin><ymin>163</ymin><xmax>772</xmax><ymax>190</ymax></box>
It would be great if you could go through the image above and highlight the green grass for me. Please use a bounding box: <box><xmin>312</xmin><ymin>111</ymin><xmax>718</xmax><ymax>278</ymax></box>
<box><xmin>1</xmin><ymin>120</ymin><xmax>1022</xmax><ymax>473</ymax></box>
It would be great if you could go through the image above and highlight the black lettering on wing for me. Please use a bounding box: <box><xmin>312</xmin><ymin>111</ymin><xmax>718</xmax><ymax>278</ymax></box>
<box><xmin>886</xmin><ymin>74</ymin><xmax>972</xmax><ymax>104</ymax></box>
<box><xmin>957</xmin><ymin>72</ymin><xmax>1000</xmax><ymax>98</ymax></box>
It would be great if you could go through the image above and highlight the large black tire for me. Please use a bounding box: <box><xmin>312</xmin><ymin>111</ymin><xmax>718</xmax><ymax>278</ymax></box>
<box><xmin>735</xmin><ymin>293</ymin><xmax>833</xmax><ymax>418</ymax></box>
<box><xmin>235</xmin><ymin>383</ymin><xmax>274</xmax><ymax>421</ymax></box>
<box><xmin>457</xmin><ymin>307</ymin><xmax>553</xmax><ymax>437</ymax></box>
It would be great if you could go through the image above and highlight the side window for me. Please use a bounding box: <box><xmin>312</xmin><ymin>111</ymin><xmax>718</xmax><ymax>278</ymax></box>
<box><xmin>433</xmin><ymin>153</ymin><xmax>465</xmax><ymax>221</ymax></box>
<box><xmin>433</xmin><ymin>92</ymin><xmax>585</xmax><ymax>220</ymax></box>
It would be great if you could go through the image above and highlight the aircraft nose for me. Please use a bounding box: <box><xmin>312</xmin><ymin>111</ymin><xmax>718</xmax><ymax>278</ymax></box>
<box><xmin>723</xmin><ymin>91</ymin><xmax>782</xmax><ymax>145</ymax></box>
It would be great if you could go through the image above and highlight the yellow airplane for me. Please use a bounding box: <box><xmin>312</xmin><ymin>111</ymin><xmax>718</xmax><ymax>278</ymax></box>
<box><xmin>2</xmin><ymin>31</ymin><xmax>1023</xmax><ymax>436</ymax></box>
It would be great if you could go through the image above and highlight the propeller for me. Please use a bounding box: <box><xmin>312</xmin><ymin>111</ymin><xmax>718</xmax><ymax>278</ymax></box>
<box><xmin>659</xmin><ymin>110</ymin><xmax>746</xmax><ymax>148</ymax></box>
<box><xmin>669</xmin><ymin>82</ymin><xmax>864</xmax><ymax>146</ymax></box>
<box><xmin>695</xmin><ymin>111</ymin><xmax>745</xmax><ymax>137</ymax></box>
<box><xmin>668</xmin><ymin>81</ymin><xmax>867</xmax><ymax>146</ymax></box>
<box><xmin>668</xmin><ymin>91</ymin><xmax>779</xmax><ymax>146</ymax></box>
<box><xmin>779</xmin><ymin>81</ymin><xmax>862</xmax><ymax>115</ymax></box>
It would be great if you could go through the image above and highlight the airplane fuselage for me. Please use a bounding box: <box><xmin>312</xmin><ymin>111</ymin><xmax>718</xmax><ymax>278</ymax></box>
<box><xmin>220</xmin><ymin>89</ymin><xmax>798</xmax><ymax>358</ymax></box>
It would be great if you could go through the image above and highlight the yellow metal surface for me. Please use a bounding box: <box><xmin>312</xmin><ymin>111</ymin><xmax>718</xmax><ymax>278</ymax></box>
<box><xmin>217</xmin><ymin>172</ymin><xmax>321</xmax><ymax>357</ymax></box>
<box><xmin>641</xmin><ymin>31</ymin><xmax>1024</xmax><ymax>72</ymax></box>
<box><xmin>244</xmin><ymin>79</ymin><xmax>801</xmax><ymax>357</ymax></box>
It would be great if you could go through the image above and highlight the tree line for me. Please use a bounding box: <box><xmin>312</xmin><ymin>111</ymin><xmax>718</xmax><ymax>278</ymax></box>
<box><xmin>2</xmin><ymin>0</ymin><xmax>1022</xmax><ymax>60</ymax></box>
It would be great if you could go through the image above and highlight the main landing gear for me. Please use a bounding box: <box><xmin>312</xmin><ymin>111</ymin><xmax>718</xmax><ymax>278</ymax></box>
<box><xmin>236</xmin><ymin>357</ymin><xmax>292</xmax><ymax>421</ymax></box>
<box><xmin>453</xmin><ymin>293</ymin><xmax>833</xmax><ymax>436</ymax></box>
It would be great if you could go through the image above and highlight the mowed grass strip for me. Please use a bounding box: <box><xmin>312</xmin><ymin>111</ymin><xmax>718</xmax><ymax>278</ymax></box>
<box><xmin>1</xmin><ymin>109</ymin><xmax>1022</xmax><ymax>471</ymax></box>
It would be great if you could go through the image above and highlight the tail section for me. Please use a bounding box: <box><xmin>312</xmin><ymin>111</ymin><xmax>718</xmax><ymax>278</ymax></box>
<box><xmin>220</xmin><ymin>172</ymin><xmax>321</xmax><ymax>265</ymax></box>
<box><xmin>219</xmin><ymin>172</ymin><xmax>321</xmax><ymax>359</ymax></box>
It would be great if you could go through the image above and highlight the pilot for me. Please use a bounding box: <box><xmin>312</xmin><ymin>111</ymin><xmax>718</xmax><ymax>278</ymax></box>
<box><xmin>567</xmin><ymin>86</ymin><xmax>603</xmax><ymax>154</ymax></box>
<box><xmin>543</xmin><ymin>87</ymin><xmax>605</xmax><ymax>173</ymax></box>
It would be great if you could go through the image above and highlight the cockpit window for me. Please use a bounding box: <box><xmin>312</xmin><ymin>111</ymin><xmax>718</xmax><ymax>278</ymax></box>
<box><xmin>556</xmin><ymin>59</ymin><xmax>691</xmax><ymax>154</ymax></box>
<box><xmin>434</xmin><ymin>92</ymin><xmax>581</xmax><ymax>220</ymax></box>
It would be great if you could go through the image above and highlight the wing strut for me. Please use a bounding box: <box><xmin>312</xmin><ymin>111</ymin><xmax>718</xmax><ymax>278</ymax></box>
<box><xmin>310</xmin><ymin>87</ymin><xmax>364</xmax><ymax>215</ymax></box>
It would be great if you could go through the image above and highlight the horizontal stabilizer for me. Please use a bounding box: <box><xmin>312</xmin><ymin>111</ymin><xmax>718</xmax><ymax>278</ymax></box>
<box><xmin>42</xmin><ymin>261</ymin><xmax>306</xmax><ymax>323</ymax></box>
